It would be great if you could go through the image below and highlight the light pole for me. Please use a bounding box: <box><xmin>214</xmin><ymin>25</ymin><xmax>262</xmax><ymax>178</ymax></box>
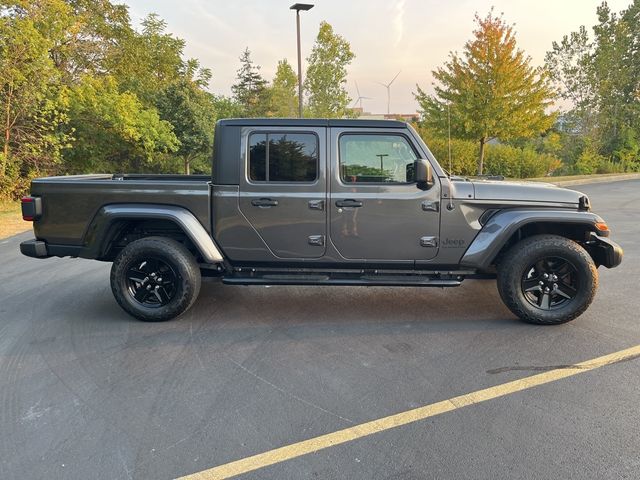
<box><xmin>290</xmin><ymin>3</ymin><xmax>314</xmax><ymax>118</ymax></box>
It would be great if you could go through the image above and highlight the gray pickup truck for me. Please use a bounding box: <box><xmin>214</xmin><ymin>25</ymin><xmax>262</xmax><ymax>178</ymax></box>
<box><xmin>20</xmin><ymin>118</ymin><xmax>622</xmax><ymax>324</ymax></box>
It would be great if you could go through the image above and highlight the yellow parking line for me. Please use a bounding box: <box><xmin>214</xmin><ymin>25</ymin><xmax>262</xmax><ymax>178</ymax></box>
<box><xmin>178</xmin><ymin>344</ymin><xmax>640</xmax><ymax>480</ymax></box>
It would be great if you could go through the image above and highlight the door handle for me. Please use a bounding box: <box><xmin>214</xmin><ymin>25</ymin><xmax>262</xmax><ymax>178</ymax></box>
<box><xmin>335</xmin><ymin>199</ymin><xmax>363</xmax><ymax>208</ymax></box>
<box><xmin>308</xmin><ymin>199</ymin><xmax>325</xmax><ymax>211</ymax></box>
<box><xmin>251</xmin><ymin>198</ymin><xmax>278</xmax><ymax>207</ymax></box>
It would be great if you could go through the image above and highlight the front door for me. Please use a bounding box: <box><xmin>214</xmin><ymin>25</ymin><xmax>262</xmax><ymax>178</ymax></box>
<box><xmin>329</xmin><ymin>128</ymin><xmax>441</xmax><ymax>261</ymax></box>
<box><xmin>239</xmin><ymin>127</ymin><xmax>327</xmax><ymax>259</ymax></box>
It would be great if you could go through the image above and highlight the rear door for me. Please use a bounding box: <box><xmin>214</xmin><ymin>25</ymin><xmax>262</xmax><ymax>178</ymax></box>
<box><xmin>238</xmin><ymin>127</ymin><xmax>327</xmax><ymax>258</ymax></box>
<box><xmin>328</xmin><ymin>128</ymin><xmax>441</xmax><ymax>261</ymax></box>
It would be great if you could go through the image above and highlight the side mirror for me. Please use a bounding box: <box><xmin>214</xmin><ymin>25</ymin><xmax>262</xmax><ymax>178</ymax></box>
<box><xmin>415</xmin><ymin>159</ymin><xmax>434</xmax><ymax>190</ymax></box>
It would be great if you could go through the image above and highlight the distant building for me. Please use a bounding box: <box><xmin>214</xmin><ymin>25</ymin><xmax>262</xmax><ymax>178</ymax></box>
<box><xmin>354</xmin><ymin>110</ymin><xmax>420</xmax><ymax>123</ymax></box>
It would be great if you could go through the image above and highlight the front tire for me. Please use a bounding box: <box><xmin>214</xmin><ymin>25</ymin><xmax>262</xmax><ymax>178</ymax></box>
<box><xmin>497</xmin><ymin>234</ymin><xmax>598</xmax><ymax>325</ymax></box>
<box><xmin>110</xmin><ymin>237</ymin><xmax>201</xmax><ymax>322</ymax></box>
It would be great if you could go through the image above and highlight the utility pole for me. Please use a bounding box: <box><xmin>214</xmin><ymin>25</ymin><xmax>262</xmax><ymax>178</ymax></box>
<box><xmin>290</xmin><ymin>4</ymin><xmax>314</xmax><ymax>118</ymax></box>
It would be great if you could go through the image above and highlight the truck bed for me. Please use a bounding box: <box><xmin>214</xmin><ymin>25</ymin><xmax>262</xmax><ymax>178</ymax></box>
<box><xmin>31</xmin><ymin>174</ymin><xmax>211</xmax><ymax>246</ymax></box>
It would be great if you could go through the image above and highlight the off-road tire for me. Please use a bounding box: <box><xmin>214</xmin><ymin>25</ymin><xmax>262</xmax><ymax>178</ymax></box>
<box><xmin>497</xmin><ymin>234</ymin><xmax>598</xmax><ymax>325</ymax></box>
<box><xmin>110</xmin><ymin>236</ymin><xmax>201</xmax><ymax>322</ymax></box>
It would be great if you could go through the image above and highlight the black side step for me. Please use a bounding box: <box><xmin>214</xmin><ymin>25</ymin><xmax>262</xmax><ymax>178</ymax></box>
<box><xmin>222</xmin><ymin>275</ymin><xmax>462</xmax><ymax>287</ymax></box>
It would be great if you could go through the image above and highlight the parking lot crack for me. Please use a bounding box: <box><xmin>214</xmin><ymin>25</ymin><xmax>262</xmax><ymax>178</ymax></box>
<box><xmin>487</xmin><ymin>352</ymin><xmax>640</xmax><ymax>374</ymax></box>
<box><xmin>227</xmin><ymin>357</ymin><xmax>355</xmax><ymax>424</ymax></box>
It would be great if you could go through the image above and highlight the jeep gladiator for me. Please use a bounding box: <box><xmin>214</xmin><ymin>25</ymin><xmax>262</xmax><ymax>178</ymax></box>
<box><xmin>20</xmin><ymin>119</ymin><xmax>623</xmax><ymax>324</ymax></box>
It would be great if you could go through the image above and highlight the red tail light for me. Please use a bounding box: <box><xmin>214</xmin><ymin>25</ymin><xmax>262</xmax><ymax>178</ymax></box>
<box><xmin>21</xmin><ymin>196</ymin><xmax>41</xmax><ymax>221</ymax></box>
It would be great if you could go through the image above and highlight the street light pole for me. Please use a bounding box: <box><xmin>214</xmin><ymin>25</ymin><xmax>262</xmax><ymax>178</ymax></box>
<box><xmin>295</xmin><ymin>10</ymin><xmax>302</xmax><ymax>117</ymax></box>
<box><xmin>290</xmin><ymin>3</ymin><xmax>314</xmax><ymax>118</ymax></box>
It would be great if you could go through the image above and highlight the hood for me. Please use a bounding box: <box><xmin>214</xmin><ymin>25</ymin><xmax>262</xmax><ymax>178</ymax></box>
<box><xmin>468</xmin><ymin>179</ymin><xmax>584</xmax><ymax>205</ymax></box>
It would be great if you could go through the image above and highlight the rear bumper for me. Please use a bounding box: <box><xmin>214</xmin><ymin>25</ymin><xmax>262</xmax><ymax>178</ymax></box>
<box><xmin>588</xmin><ymin>233</ymin><xmax>623</xmax><ymax>268</ymax></box>
<box><xmin>20</xmin><ymin>239</ymin><xmax>82</xmax><ymax>259</ymax></box>
<box><xmin>20</xmin><ymin>239</ymin><xmax>49</xmax><ymax>258</ymax></box>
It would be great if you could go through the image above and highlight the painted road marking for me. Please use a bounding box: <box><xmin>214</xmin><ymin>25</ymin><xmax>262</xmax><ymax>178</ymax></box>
<box><xmin>178</xmin><ymin>344</ymin><xmax>640</xmax><ymax>480</ymax></box>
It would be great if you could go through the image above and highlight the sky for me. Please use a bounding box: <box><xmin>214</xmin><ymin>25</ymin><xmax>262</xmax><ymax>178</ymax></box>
<box><xmin>123</xmin><ymin>0</ymin><xmax>632</xmax><ymax>114</ymax></box>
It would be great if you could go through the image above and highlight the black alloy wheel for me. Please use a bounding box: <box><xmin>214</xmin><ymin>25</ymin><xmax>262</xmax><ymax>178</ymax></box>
<box><xmin>126</xmin><ymin>257</ymin><xmax>178</xmax><ymax>307</ymax></box>
<box><xmin>497</xmin><ymin>234</ymin><xmax>598</xmax><ymax>325</ymax></box>
<box><xmin>521</xmin><ymin>256</ymin><xmax>578</xmax><ymax>310</ymax></box>
<box><xmin>111</xmin><ymin>236</ymin><xmax>201</xmax><ymax>322</ymax></box>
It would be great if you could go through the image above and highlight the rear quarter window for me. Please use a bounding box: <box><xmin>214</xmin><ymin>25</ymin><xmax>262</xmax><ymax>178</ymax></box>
<box><xmin>249</xmin><ymin>132</ymin><xmax>318</xmax><ymax>183</ymax></box>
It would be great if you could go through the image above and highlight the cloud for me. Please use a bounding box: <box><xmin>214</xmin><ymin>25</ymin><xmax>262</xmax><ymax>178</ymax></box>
<box><xmin>393</xmin><ymin>0</ymin><xmax>406</xmax><ymax>46</ymax></box>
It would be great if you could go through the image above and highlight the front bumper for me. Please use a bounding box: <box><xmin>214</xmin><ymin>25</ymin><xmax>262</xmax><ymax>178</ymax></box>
<box><xmin>588</xmin><ymin>232</ymin><xmax>623</xmax><ymax>268</ymax></box>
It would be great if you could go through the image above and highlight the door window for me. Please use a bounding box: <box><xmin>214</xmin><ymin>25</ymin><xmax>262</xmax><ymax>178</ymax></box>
<box><xmin>339</xmin><ymin>134</ymin><xmax>417</xmax><ymax>183</ymax></box>
<box><xmin>249</xmin><ymin>132</ymin><xmax>318</xmax><ymax>182</ymax></box>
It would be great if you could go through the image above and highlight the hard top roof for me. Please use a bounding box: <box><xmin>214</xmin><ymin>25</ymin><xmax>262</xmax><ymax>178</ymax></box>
<box><xmin>216</xmin><ymin>118</ymin><xmax>408</xmax><ymax>128</ymax></box>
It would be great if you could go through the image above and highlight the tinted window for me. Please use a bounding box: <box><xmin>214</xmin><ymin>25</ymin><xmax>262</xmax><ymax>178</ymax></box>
<box><xmin>249</xmin><ymin>134</ymin><xmax>267</xmax><ymax>181</ymax></box>
<box><xmin>339</xmin><ymin>134</ymin><xmax>417</xmax><ymax>183</ymax></box>
<box><xmin>249</xmin><ymin>132</ymin><xmax>318</xmax><ymax>182</ymax></box>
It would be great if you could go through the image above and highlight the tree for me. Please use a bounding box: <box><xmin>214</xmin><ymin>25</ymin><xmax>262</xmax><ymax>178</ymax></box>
<box><xmin>268</xmin><ymin>59</ymin><xmax>298</xmax><ymax>117</ymax></box>
<box><xmin>304</xmin><ymin>21</ymin><xmax>355</xmax><ymax>118</ymax></box>
<box><xmin>108</xmin><ymin>13</ymin><xmax>185</xmax><ymax>106</ymax></box>
<box><xmin>416</xmin><ymin>11</ymin><xmax>555</xmax><ymax>174</ymax></box>
<box><xmin>0</xmin><ymin>3</ymin><xmax>70</xmax><ymax>195</ymax></box>
<box><xmin>156</xmin><ymin>77</ymin><xmax>216</xmax><ymax>174</ymax></box>
<box><xmin>231</xmin><ymin>47</ymin><xmax>268</xmax><ymax>117</ymax></box>
<box><xmin>546</xmin><ymin>1</ymin><xmax>640</xmax><ymax>170</ymax></box>
<box><xmin>64</xmin><ymin>76</ymin><xmax>178</xmax><ymax>173</ymax></box>
<box><xmin>545</xmin><ymin>26</ymin><xmax>596</xmax><ymax>133</ymax></box>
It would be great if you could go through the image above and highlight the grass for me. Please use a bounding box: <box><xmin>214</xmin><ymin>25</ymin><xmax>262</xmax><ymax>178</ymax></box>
<box><xmin>0</xmin><ymin>200</ymin><xmax>30</xmax><ymax>239</ymax></box>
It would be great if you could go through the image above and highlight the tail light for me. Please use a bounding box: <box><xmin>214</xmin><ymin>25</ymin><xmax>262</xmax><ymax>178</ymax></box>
<box><xmin>21</xmin><ymin>196</ymin><xmax>42</xmax><ymax>221</ymax></box>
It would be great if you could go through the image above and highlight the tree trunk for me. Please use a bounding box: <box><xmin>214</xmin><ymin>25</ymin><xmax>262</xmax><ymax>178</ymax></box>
<box><xmin>184</xmin><ymin>156</ymin><xmax>190</xmax><ymax>175</ymax></box>
<box><xmin>477</xmin><ymin>137</ymin><xmax>486</xmax><ymax>175</ymax></box>
<box><xmin>1</xmin><ymin>127</ymin><xmax>8</xmax><ymax>178</ymax></box>
<box><xmin>2</xmin><ymin>92</ymin><xmax>10</xmax><ymax>179</ymax></box>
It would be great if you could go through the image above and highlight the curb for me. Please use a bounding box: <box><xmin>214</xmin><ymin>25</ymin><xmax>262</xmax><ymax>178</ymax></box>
<box><xmin>549</xmin><ymin>174</ymin><xmax>640</xmax><ymax>187</ymax></box>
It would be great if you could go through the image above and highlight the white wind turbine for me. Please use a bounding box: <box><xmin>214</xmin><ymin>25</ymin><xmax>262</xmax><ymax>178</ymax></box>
<box><xmin>351</xmin><ymin>81</ymin><xmax>372</xmax><ymax>111</ymax></box>
<box><xmin>376</xmin><ymin>70</ymin><xmax>401</xmax><ymax>115</ymax></box>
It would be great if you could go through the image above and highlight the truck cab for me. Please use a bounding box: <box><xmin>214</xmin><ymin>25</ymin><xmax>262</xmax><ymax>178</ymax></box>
<box><xmin>211</xmin><ymin>119</ymin><xmax>444</xmax><ymax>267</ymax></box>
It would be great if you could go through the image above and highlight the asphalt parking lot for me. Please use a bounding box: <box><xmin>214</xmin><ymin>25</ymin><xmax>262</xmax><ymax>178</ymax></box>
<box><xmin>1</xmin><ymin>180</ymin><xmax>639</xmax><ymax>480</ymax></box>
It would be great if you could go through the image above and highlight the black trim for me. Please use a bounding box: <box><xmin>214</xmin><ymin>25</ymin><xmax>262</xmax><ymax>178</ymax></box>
<box><xmin>223</xmin><ymin>275</ymin><xmax>462</xmax><ymax>287</ymax></box>
<box><xmin>20</xmin><ymin>239</ymin><xmax>83</xmax><ymax>258</ymax></box>
<box><xmin>579</xmin><ymin>195</ymin><xmax>591</xmax><ymax>211</ymax></box>
<box><xmin>212</xmin><ymin>123</ymin><xmax>242</xmax><ymax>185</ymax></box>
<box><xmin>587</xmin><ymin>232</ymin><xmax>623</xmax><ymax>268</ymax></box>
<box><xmin>20</xmin><ymin>239</ymin><xmax>48</xmax><ymax>258</ymax></box>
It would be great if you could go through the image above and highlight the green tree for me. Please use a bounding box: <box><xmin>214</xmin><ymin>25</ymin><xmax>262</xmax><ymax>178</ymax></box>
<box><xmin>212</xmin><ymin>94</ymin><xmax>244</xmax><ymax>119</ymax></box>
<box><xmin>156</xmin><ymin>73</ymin><xmax>216</xmax><ymax>174</ymax></box>
<box><xmin>108</xmin><ymin>13</ymin><xmax>185</xmax><ymax>106</ymax></box>
<box><xmin>0</xmin><ymin>3</ymin><xmax>70</xmax><ymax>196</ymax></box>
<box><xmin>545</xmin><ymin>26</ymin><xmax>596</xmax><ymax>134</ymax></box>
<box><xmin>231</xmin><ymin>47</ymin><xmax>268</xmax><ymax>117</ymax></box>
<box><xmin>416</xmin><ymin>11</ymin><xmax>556</xmax><ymax>174</ymax></box>
<box><xmin>268</xmin><ymin>59</ymin><xmax>298</xmax><ymax>117</ymax></box>
<box><xmin>546</xmin><ymin>1</ymin><xmax>640</xmax><ymax>170</ymax></box>
<box><xmin>64</xmin><ymin>76</ymin><xmax>178</xmax><ymax>173</ymax></box>
<box><xmin>304</xmin><ymin>21</ymin><xmax>355</xmax><ymax>118</ymax></box>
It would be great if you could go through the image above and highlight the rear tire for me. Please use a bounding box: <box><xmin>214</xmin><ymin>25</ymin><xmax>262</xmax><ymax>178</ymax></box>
<box><xmin>497</xmin><ymin>234</ymin><xmax>598</xmax><ymax>325</ymax></box>
<box><xmin>110</xmin><ymin>236</ymin><xmax>201</xmax><ymax>322</ymax></box>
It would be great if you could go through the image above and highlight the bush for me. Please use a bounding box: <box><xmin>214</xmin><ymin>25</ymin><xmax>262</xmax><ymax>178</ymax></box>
<box><xmin>0</xmin><ymin>161</ymin><xmax>38</xmax><ymax>200</ymax></box>
<box><xmin>574</xmin><ymin>147</ymin><xmax>605</xmax><ymax>174</ymax></box>
<box><xmin>414</xmin><ymin>125</ymin><xmax>562</xmax><ymax>178</ymax></box>
<box><xmin>423</xmin><ymin>136</ymin><xmax>478</xmax><ymax>175</ymax></box>
<box><xmin>486</xmin><ymin>144</ymin><xmax>561</xmax><ymax>178</ymax></box>
<box><xmin>595</xmin><ymin>158</ymin><xmax>626</xmax><ymax>174</ymax></box>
